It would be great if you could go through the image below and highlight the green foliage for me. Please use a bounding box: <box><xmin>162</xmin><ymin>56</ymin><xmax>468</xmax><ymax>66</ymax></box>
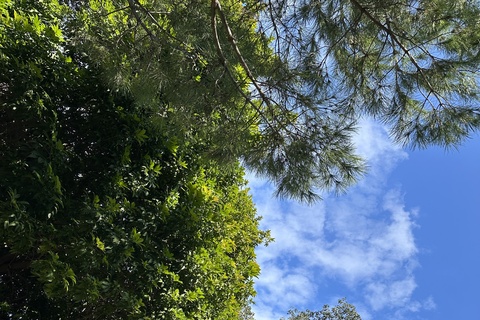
<box><xmin>67</xmin><ymin>0</ymin><xmax>480</xmax><ymax>201</ymax></box>
<box><xmin>263</xmin><ymin>0</ymin><xmax>480</xmax><ymax>151</ymax></box>
<box><xmin>0</xmin><ymin>1</ymin><xmax>269</xmax><ymax>318</ymax></box>
<box><xmin>282</xmin><ymin>299</ymin><xmax>362</xmax><ymax>320</ymax></box>
<box><xmin>1</xmin><ymin>0</ymin><xmax>480</xmax><ymax>317</ymax></box>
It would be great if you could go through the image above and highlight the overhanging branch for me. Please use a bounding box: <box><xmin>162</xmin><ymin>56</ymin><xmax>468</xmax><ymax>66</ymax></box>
<box><xmin>350</xmin><ymin>0</ymin><xmax>445</xmax><ymax>109</ymax></box>
<box><xmin>210</xmin><ymin>0</ymin><xmax>275</xmax><ymax>128</ymax></box>
<box><xmin>211</xmin><ymin>0</ymin><xmax>273</xmax><ymax>110</ymax></box>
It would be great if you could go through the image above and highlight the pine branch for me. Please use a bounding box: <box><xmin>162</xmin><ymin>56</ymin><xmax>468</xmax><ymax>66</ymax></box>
<box><xmin>350</xmin><ymin>0</ymin><xmax>446</xmax><ymax>110</ymax></box>
<box><xmin>127</xmin><ymin>0</ymin><xmax>194</xmax><ymax>57</ymax></box>
<box><xmin>212</xmin><ymin>0</ymin><xmax>276</xmax><ymax>110</ymax></box>
<box><xmin>210</xmin><ymin>0</ymin><xmax>274</xmax><ymax>128</ymax></box>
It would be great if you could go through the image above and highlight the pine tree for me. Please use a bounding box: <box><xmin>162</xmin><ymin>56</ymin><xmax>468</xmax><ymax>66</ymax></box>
<box><xmin>76</xmin><ymin>0</ymin><xmax>480</xmax><ymax>201</ymax></box>
<box><xmin>250</xmin><ymin>0</ymin><xmax>480</xmax><ymax>200</ymax></box>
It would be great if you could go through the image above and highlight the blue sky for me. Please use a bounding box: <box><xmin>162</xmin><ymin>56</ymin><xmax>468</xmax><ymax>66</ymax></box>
<box><xmin>247</xmin><ymin>118</ymin><xmax>480</xmax><ymax>320</ymax></box>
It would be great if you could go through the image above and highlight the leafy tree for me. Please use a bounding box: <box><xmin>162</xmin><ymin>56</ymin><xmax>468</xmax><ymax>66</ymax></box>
<box><xmin>238</xmin><ymin>302</ymin><xmax>256</xmax><ymax>320</ymax></box>
<box><xmin>282</xmin><ymin>299</ymin><xmax>362</xmax><ymax>320</ymax></box>
<box><xmin>0</xmin><ymin>1</ymin><xmax>269</xmax><ymax>318</ymax></box>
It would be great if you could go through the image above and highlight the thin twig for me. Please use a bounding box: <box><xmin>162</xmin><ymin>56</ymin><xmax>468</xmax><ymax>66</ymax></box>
<box><xmin>127</xmin><ymin>0</ymin><xmax>160</xmax><ymax>42</ymax></box>
<box><xmin>100</xmin><ymin>5</ymin><xmax>130</xmax><ymax>17</ymax></box>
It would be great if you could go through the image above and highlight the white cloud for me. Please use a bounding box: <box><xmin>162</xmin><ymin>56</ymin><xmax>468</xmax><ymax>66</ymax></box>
<box><xmin>249</xmin><ymin>118</ymin><xmax>435</xmax><ymax>319</ymax></box>
<box><xmin>423</xmin><ymin>296</ymin><xmax>436</xmax><ymax>310</ymax></box>
<box><xmin>365</xmin><ymin>277</ymin><xmax>417</xmax><ymax>311</ymax></box>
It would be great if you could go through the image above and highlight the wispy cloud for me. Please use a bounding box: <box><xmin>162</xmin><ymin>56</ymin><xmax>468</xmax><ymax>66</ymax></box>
<box><xmin>248</xmin><ymin>118</ymin><xmax>435</xmax><ymax>319</ymax></box>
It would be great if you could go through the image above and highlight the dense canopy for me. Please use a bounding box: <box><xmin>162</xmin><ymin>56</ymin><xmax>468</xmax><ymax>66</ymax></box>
<box><xmin>1</xmin><ymin>0</ymin><xmax>480</xmax><ymax>318</ymax></box>
<box><xmin>0</xmin><ymin>1</ymin><xmax>269</xmax><ymax>318</ymax></box>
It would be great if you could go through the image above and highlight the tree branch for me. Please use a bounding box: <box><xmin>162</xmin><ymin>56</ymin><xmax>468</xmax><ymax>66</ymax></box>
<box><xmin>350</xmin><ymin>0</ymin><xmax>445</xmax><ymax>109</ymax></box>
<box><xmin>126</xmin><ymin>0</ymin><xmax>193</xmax><ymax>57</ymax></box>
<box><xmin>211</xmin><ymin>0</ymin><xmax>273</xmax><ymax>110</ymax></box>
<box><xmin>210</xmin><ymin>0</ymin><xmax>274</xmax><ymax>128</ymax></box>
